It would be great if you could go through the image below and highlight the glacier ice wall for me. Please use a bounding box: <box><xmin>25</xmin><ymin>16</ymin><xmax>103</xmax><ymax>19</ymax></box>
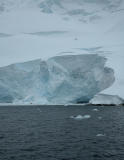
<box><xmin>0</xmin><ymin>54</ymin><xmax>115</xmax><ymax>104</ymax></box>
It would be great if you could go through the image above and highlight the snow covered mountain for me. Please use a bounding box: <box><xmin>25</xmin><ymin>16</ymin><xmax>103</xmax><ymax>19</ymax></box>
<box><xmin>0</xmin><ymin>54</ymin><xmax>114</xmax><ymax>104</ymax></box>
<box><xmin>0</xmin><ymin>0</ymin><xmax>124</xmax><ymax>102</ymax></box>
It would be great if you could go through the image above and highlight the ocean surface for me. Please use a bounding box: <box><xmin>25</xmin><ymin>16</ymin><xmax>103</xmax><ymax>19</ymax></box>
<box><xmin>0</xmin><ymin>105</ymin><xmax>124</xmax><ymax>160</ymax></box>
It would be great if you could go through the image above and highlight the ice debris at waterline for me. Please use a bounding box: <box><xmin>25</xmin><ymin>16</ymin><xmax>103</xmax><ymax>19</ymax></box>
<box><xmin>70</xmin><ymin>115</ymin><xmax>91</xmax><ymax>120</ymax></box>
<box><xmin>90</xmin><ymin>94</ymin><xmax>124</xmax><ymax>105</ymax></box>
<box><xmin>0</xmin><ymin>54</ymin><xmax>115</xmax><ymax>104</ymax></box>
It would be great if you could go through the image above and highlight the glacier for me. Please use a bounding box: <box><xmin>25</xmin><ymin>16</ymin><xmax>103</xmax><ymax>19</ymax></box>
<box><xmin>0</xmin><ymin>0</ymin><xmax>124</xmax><ymax>100</ymax></box>
<box><xmin>0</xmin><ymin>54</ymin><xmax>115</xmax><ymax>104</ymax></box>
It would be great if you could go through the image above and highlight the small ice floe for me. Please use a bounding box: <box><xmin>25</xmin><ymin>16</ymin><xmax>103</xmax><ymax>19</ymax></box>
<box><xmin>98</xmin><ymin>116</ymin><xmax>102</xmax><ymax>120</ymax></box>
<box><xmin>93</xmin><ymin>108</ymin><xmax>99</xmax><ymax>111</ymax></box>
<box><xmin>70</xmin><ymin>115</ymin><xmax>91</xmax><ymax>120</ymax></box>
<box><xmin>96</xmin><ymin>134</ymin><xmax>106</xmax><ymax>137</ymax></box>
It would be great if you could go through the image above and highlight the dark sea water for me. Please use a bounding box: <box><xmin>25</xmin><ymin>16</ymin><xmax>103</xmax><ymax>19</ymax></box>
<box><xmin>0</xmin><ymin>105</ymin><xmax>124</xmax><ymax>160</ymax></box>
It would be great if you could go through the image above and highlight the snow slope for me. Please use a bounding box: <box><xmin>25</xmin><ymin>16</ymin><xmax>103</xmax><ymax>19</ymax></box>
<box><xmin>0</xmin><ymin>0</ymin><xmax>124</xmax><ymax>100</ymax></box>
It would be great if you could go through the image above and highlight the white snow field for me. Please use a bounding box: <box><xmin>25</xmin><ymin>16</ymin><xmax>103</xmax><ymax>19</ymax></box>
<box><xmin>0</xmin><ymin>0</ymin><xmax>124</xmax><ymax>103</ymax></box>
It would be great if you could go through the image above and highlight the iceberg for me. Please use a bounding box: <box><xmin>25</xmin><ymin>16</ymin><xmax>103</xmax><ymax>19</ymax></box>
<box><xmin>0</xmin><ymin>54</ymin><xmax>115</xmax><ymax>104</ymax></box>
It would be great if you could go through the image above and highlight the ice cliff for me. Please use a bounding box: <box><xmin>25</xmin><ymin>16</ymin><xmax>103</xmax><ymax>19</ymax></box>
<box><xmin>0</xmin><ymin>54</ymin><xmax>115</xmax><ymax>104</ymax></box>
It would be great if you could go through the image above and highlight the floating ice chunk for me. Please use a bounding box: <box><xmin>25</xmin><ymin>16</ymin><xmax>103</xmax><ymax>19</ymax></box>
<box><xmin>70</xmin><ymin>115</ymin><xmax>91</xmax><ymax>120</ymax></box>
<box><xmin>75</xmin><ymin>115</ymin><xmax>84</xmax><ymax>120</ymax></box>
<box><xmin>90</xmin><ymin>94</ymin><xmax>124</xmax><ymax>105</ymax></box>
<box><xmin>93</xmin><ymin>108</ymin><xmax>99</xmax><ymax>111</ymax></box>
<box><xmin>96</xmin><ymin>134</ymin><xmax>106</xmax><ymax>137</ymax></box>
<box><xmin>98</xmin><ymin>116</ymin><xmax>102</xmax><ymax>120</ymax></box>
<box><xmin>81</xmin><ymin>115</ymin><xmax>91</xmax><ymax>119</ymax></box>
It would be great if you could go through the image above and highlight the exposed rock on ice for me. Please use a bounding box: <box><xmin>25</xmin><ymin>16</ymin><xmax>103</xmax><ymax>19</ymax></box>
<box><xmin>0</xmin><ymin>54</ymin><xmax>115</xmax><ymax>104</ymax></box>
<box><xmin>90</xmin><ymin>94</ymin><xmax>124</xmax><ymax>106</ymax></box>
